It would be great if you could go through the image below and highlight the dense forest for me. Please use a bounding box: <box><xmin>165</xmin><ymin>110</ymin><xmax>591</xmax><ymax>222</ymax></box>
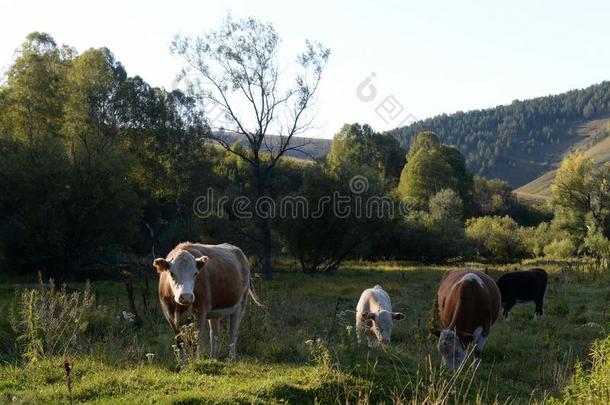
<box><xmin>388</xmin><ymin>82</ymin><xmax>610</xmax><ymax>185</ymax></box>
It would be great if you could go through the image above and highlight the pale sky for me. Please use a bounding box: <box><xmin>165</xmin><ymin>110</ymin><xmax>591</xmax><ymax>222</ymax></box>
<box><xmin>2</xmin><ymin>0</ymin><xmax>610</xmax><ymax>138</ymax></box>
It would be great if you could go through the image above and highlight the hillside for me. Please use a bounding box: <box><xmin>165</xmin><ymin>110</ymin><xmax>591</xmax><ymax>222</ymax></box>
<box><xmin>210</xmin><ymin>130</ymin><xmax>332</xmax><ymax>160</ymax></box>
<box><xmin>387</xmin><ymin>81</ymin><xmax>610</xmax><ymax>187</ymax></box>
<box><xmin>516</xmin><ymin>117</ymin><xmax>610</xmax><ymax>200</ymax></box>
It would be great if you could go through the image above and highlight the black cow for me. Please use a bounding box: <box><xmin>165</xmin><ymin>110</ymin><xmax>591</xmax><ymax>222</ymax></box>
<box><xmin>496</xmin><ymin>268</ymin><xmax>548</xmax><ymax>320</ymax></box>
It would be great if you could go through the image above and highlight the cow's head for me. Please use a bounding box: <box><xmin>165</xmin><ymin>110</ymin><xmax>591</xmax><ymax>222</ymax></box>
<box><xmin>361</xmin><ymin>310</ymin><xmax>405</xmax><ymax>346</ymax></box>
<box><xmin>436</xmin><ymin>329</ymin><xmax>473</xmax><ymax>370</ymax></box>
<box><xmin>153</xmin><ymin>251</ymin><xmax>208</xmax><ymax>306</ymax></box>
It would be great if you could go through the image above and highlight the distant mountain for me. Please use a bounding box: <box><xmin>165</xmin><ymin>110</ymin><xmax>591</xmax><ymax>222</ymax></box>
<box><xmin>387</xmin><ymin>82</ymin><xmax>610</xmax><ymax>187</ymax></box>
<box><xmin>209</xmin><ymin>130</ymin><xmax>332</xmax><ymax>160</ymax></box>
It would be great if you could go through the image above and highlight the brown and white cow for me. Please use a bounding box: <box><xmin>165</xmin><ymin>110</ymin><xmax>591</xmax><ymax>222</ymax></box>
<box><xmin>431</xmin><ymin>269</ymin><xmax>501</xmax><ymax>370</ymax></box>
<box><xmin>356</xmin><ymin>285</ymin><xmax>405</xmax><ymax>347</ymax></box>
<box><xmin>153</xmin><ymin>242</ymin><xmax>262</xmax><ymax>360</ymax></box>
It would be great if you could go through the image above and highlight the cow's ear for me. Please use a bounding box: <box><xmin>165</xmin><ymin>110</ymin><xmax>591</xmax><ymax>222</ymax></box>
<box><xmin>195</xmin><ymin>256</ymin><xmax>208</xmax><ymax>270</ymax></box>
<box><xmin>361</xmin><ymin>311</ymin><xmax>375</xmax><ymax>321</ymax></box>
<box><xmin>429</xmin><ymin>328</ymin><xmax>441</xmax><ymax>337</ymax></box>
<box><xmin>392</xmin><ymin>312</ymin><xmax>406</xmax><ymax>321</ymax></box>
<box><xmin>153</xmin><ymin>258</ymin><xmax>170</xmax><ymax>273</ymax></box>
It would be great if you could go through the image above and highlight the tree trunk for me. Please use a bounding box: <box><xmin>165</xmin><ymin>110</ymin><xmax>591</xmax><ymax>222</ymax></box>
<box><xmin>261</xmin><ymin>218</ymin><xmax>273</xmax><ymax>280</ymax></box>
<box><xmin>254</xmin><ymin>163</ymin><xmax>273</xmax><ymax>280</ymax></box>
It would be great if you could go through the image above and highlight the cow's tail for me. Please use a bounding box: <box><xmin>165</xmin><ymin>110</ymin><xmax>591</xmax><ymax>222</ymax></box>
<box><xmin>240</xmin><ymin>249</ymin><xmax>264</xmax><ymax>307</ymax></box>
<box><xmin>248</xmin><ymin>278</ymin><xmax>264</xmax><ymax>307</ymax></box>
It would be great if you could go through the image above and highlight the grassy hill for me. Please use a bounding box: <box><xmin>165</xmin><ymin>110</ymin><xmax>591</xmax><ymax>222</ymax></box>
<box><xmin>516</xmin><ymin>117</ymin><xmax>610</xmax><ymax>200</ymax></box>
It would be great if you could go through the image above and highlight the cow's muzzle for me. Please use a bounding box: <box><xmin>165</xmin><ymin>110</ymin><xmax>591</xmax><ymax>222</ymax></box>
<box><xmin>177</xmin><ymin>293</ymin><xmax>194</xmax><ymax>305</ymax></box>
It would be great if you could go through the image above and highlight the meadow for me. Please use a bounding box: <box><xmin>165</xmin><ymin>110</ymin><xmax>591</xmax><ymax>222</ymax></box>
<box><xmin>1</xmin><ymin>261</ymin><xmax>609</xmax><ymax>404</ymax></box>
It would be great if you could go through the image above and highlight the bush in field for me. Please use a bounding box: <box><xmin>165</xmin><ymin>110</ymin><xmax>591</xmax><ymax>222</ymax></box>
<box><xmin>10</xmin><ymin>276</ymin><xmax>95</xmax><ymax>361</ymax></box>
<box><xmin>521</xmin><ymin>222</ymin><xmax>553</xmax><ymax>257</ymax></box>
<box><xmin>543</xmin><ymin>238</ymin><xmax>577</xmax><ymax>259</ymax></box>
<box><xmin>465</xmin><ymin>215</ymin><xmax>527</xmax><ymax>260</ymax></box>
<box><xmin>277</xmin><ymin>164</ymin><xmax>390</xmax><ymax>272</ymax></box>
<box><xmin>548</xmin><ymin>335</ymin><xmax>610</xmax><ymax>405</ymax></box>
<box><xmin>582</xmin><ymin>223</ymin><xmax>610</xmax><ymax>271</ymax></box>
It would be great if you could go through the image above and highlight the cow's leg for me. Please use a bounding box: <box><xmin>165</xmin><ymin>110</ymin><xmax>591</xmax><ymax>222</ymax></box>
<box><xmin>197</xmin><ymin>311</ymin><xmax>208</xmax><ymax>359</ymax></box>
<box><xmin>228</xmin><ymin>307</ymin><xmax>243</xmax><ymax>360</ymax></box>
<box><xmin>534</xmin><ymin>298</ymin><xmax>544</xmax><ymax>319</ymax></box>
<box><xmin>365</xmin><ymin>327</ymin><xmax>377</xmax><ymax>348</ymax></box>
<box><xmin>355</xmin><ymin>316</ymin><xmax>365</xmax><ymax>344</ymax></box>
<box><xmin>209</xmin><ymin>318</ymin><xmax>220</xmax><ymax>358</ymax></box>
<box><xmin>503</xmin><ymin>300</ymin><xmax>516</xmax><ymax>320</ymax></box>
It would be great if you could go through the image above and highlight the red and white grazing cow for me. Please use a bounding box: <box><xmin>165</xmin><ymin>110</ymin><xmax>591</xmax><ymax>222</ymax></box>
<box><xmin>153</xmin><ymin>242</ymin><xmax>261</xmax><ymax>359</ymax></box>
<box><xmin>431</xmin><ymin>269</ymin><xmax>501</xmax><ymax>370</ymax></box>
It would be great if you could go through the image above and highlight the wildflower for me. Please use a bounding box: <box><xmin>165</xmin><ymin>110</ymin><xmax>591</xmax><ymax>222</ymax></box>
<box><xmin>122</xmin><ymin>311</ymin><xmax>136</xmax><ymax>322</ymax></box>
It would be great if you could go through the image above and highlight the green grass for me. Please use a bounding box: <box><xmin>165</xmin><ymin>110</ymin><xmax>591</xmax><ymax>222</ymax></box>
<box><xmin>1</xmin><ymin>261</ymin><xmax>609</xmax><ymax>404</ymax></box>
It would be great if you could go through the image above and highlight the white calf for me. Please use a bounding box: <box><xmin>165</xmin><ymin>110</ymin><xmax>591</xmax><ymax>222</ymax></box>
<box><xmin>356</xmin><ymin>285</ymin><xmax>405</xmax><ymax>347</ymax></box>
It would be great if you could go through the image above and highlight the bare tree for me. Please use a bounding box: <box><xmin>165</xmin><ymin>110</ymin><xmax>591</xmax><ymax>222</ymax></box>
<box><xmin>172</xmin><ymin>15</ymin><xmax>330</xmax><ymax>279</ymax></box>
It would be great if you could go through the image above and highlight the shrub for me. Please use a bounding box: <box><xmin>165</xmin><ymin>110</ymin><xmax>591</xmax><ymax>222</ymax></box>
<box><xmin>548</xmin><ymin>335</ymin><xmax>610</xmax><ymax>404</ymax></box>
<box><xmin>465</xmin><ymin>215</ymin><xmax>527</xmax><ymax>260</ymax></box>
<box><xmin>10</xmin><ymin>276</ymin><xmax>95</xmax><ymax>361</ymax></box>
<box><xmin>543</xmin><ymin>239</ymin><xmax>577</xmax><ymax>259</ymax></box>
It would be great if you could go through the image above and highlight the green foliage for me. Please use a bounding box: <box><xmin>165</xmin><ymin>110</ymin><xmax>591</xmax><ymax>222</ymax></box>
<box><xmin>465</xmin><ymin>215</ymin><xmax>527</xmax><ymax>260</ymax></box>
<box><xmin>399</xmin><ymin>190</ymin><xmax>468</xmax><ymax>262</ymax></box>
<box><xmin>10</xmin><ymin>276</ymin><xmax>95</xmax><ymax>361</ymax></box>
<box><xmin>582</xmin><ymin>223</ymin><xmax>610</xmax><ymax>271</ymax></box>
<box><xmin>550</xmin><ymin>152</ymin><xmax>610</xmax><ymax>257</ymax></box>
<box><xmin>328</xmin><ymin>123</ymin><xmax>405</xmax><ymax>187</ymax></box>
<box><xmin>398</xmin><ymin>132</ymin><xmax>473</xmax><ymax>213</ymax></box>
<box><xmin>0</xmin><ymin>33</ymin><xmax>212</xmax><ymax>273</ymax></box>
<box><xmin>543</xmin><ymin>239</ymin><xmax>578</xmax><ymax>259</ymax></box>
<box><xmin>549</xmin><ymin>335</ymin><xmax>610</xmax><ymax>405</ymax></box>
<box><xmin>276</xmin><ymin>163</ymin><xmax>392</xmax><ymax>272</ymax></box>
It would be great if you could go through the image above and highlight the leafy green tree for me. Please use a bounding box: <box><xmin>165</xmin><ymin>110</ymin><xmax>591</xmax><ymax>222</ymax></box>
<box><xmin>0</xmin><ymin>32</ymin><xmax>70</xmax><ymax>143</ymax></box>
<box><xmin>0</xmin><ymin>33</ymin><xmax>212</xmax><ymax>273</ymax></box>
<box><xmin>551</xmin><ymin>152</ymin><xmax>610</xmax><ymax>246</ymax></box>
<box><xmin>397</xmin><ymin>132</ymin><xmax>473</xmax><ymax>211</ymax></box>
<box><xmin>328</xmin><ymin>123</ymin><xmax>405</xmax><ymax>186</ymax></box>
<box><xmin>406</xmin><ymin>131</ymin><xmax>439</xmax><ymax>161</ymax></box>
